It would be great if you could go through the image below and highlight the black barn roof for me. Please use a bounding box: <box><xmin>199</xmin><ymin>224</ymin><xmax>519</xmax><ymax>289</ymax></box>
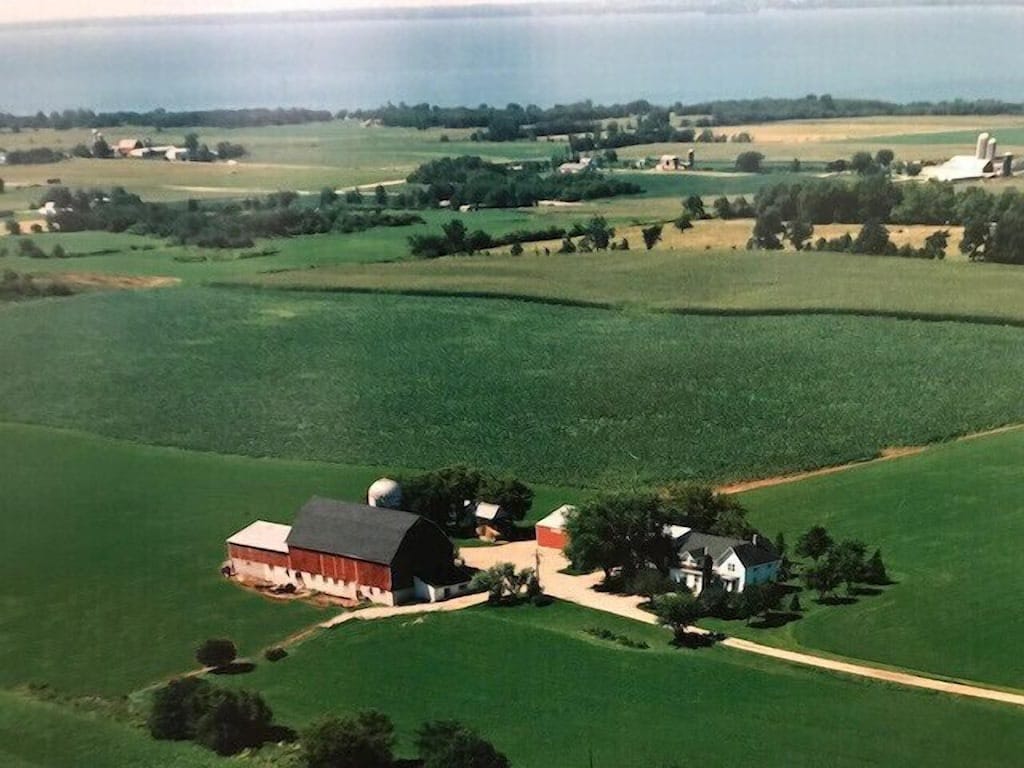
<box><xmin>286</xmin><ymin>497</ymin><xmax>429</xmax><ymax>565</ymax></box>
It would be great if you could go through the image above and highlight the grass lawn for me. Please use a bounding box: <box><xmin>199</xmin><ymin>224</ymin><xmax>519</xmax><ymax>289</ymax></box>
<box><xmin>1</xmin><ymin>288</ymin><xmax>1023</xmax><ymax>489</ymax></box>
<box><xmin>0</xmin><ymin>421</ymin><xmax>578</xmax><ymax>696</ymax></box>
<box><xmin>245</xmin><ymin>248</ymin><xmax>1024</xmax><ymax>325</ymax></box>
<box><xmin>219</xmin><ymin>601</ymin><xmax>1024</xmax><ymax>768</ymax></box>
<box><xmin>0</xmin><ymin>690</ymin><xmax>224</xmax><ymax>768</ymax></box>
<box><xmin>706</xmin><ymin>428</ymin><xmax>1024</xmax><ymax>689</ymax></box>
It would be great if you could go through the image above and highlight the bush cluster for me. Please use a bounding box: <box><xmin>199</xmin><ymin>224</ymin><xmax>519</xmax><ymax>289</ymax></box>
<box><xmin>584</xmin><ymin>626</ymin><xmax>650</xmax><ymax>649</ymax></box>
<box><xmin>148</xmin><ymin>677</ymin><xmax>274</xmax><ymax>755</ymax></box>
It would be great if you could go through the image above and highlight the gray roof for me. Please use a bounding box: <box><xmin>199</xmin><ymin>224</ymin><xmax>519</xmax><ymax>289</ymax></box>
<box><xmin>286</xmin><ymin>496</ymin><xmax>423</xmax><ymax>565</ymax></box>
<box><xmin>676</xmin><ymin>531</ymin><xmax>778</xmax><ymax>568</ymax></box>
<box><xmin>732</xmin><ymin>542</ymin><xmax>780</xmax><ymax>567</ymax></box>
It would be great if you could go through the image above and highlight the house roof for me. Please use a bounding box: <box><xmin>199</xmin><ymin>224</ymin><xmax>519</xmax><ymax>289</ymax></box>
<box><xmin>286</xmin><ymin>496</ymin><xmax>424</xmax><ymax>565</ymax></box>
<box><xmin>675</xmin><ymin>530</ymin><xmax>778</xmax><ymax>569</ymax></box>
<box><xmin>227</xmin><ymin>520</ymin><xmax>292</xmax><ymax>554</ymax></box>
<box><xmin>474</xmin><ymin>502</ymin><xmax>505</xmax><ymax>522</ymax></box>
<box><xmin>732</xmin><ymin>542</ymin><xmax>780</xmax><ymax>567</ymax></box>
<box><xmin>536</xmin><ymin>504</ymin><xmax>575</xmax><ymax>530</ymax></box>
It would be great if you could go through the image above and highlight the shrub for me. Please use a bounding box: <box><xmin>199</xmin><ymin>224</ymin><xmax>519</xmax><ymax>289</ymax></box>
<box><xmin>264</xmin><ymin>647</ymin><xmax>287</xmax><ymax>662</ymax></box>
<box><xmin>148</xmin><ymin>677</ymin><xmax>209</xmax><ymax>741</ymax></box>
<box><xmin>303</xmin><ymin>710</ymin><xmax>395</xmax><ymax>768</ymax></box>
<box><xmin>417</xmin><ymin>720</ymin><xmax>510</xmax><ymax>768</ymax></box>
<box><xmin>735</xmin><ymin>151</ymin><xmax>765</xmax><ymax>173</ymax></box>
<box><xmin>4</xmin><ymin>219</ymin><xmax>20</xmax><ymax>236</ymax></box>
<box><xmin>530</xmin><ymin>593</ymin><xmax>553</xmax><ymax>607</ymax></box>
<box><xmin>195</xmin><ymin>638</ymin><xmax>236</xmax><ymax>669</ymax></box>
<box><xmin>641</xmin><ymin>224</ymin><xmax>663</xmax><ymax>250</ymax></box>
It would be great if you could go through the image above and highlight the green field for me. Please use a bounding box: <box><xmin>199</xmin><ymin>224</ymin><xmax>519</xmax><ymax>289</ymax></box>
<box><xmin>2</xmin><ymin>288</ymin><xmax>1024</xmax><ymax>487</ymax></box>
<box><xmin>0</xmin><ymin>121</ymin><xmax>562</xmax><ymax>204</ymax></box>
<box><xmin>0</xmin><ymin>421</ymin><xmax>578</xmax><ymax>696</ymax></box>
<box><xmin>245</xmin><ymin>247</ymin><xmax>1024</xmax><ymax>324</ymax></box>
<box><xmin>714</xmin><ymin>427</ymin><xmax>1024</xmax><ymax>689</ymax></box>
<box><xmin>0</xmin><ymin>690</ymin><xmax>223</xmax><ymax>768</ymax></box>
<box><xmin>215</xmin><ymin>601</ymin><xmax>1024</xmax><ymax>768</ymax></box>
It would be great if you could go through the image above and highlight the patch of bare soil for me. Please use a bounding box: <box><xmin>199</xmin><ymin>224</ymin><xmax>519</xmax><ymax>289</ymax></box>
<box><xmin>59</xmin><ymin>272</ymin><xmax>181</xmax><ymax>290</ymax></box>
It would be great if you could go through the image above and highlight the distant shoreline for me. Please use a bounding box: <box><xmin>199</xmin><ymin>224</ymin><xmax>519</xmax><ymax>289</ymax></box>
<box><xmin>0</xmin><ymin>1</ymin><xmax>1020</xmax><ymax>32</ymax></box>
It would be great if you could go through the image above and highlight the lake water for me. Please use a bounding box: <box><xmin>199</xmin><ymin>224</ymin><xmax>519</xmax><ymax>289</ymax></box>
<box><xmin>2</xmin><ymin>6</ymin><xmax>1022</xmax><ymax>114</ymax></box>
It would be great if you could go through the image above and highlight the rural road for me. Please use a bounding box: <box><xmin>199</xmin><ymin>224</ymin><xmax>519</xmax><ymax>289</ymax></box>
<box><xmin>459</xmin><ymin>542</ymin><xmax>1024</xmax><ymax>708</ymax></box>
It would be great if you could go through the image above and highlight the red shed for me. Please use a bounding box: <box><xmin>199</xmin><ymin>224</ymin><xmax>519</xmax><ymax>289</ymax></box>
<box><xmin>535</xmin><ymin>505</ymin><xmax>574</xmax><ymax>550</ymax></box>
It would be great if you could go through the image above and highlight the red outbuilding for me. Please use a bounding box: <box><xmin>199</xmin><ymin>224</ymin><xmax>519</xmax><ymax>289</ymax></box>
<box><xmin>535</xmin><ymin>505</ymin><xmax>575</xmax><ymax>550</ymax></box>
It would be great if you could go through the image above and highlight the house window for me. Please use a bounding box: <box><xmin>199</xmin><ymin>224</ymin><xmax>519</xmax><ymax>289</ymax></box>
<box><xmin>727</xmin><ymin>563</ymin><xmax>736</xmax><ymax>572</ymax></box>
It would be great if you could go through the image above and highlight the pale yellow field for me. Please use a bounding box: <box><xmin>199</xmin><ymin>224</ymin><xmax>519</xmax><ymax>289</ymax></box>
<box><xmin>497</xmin><ymin>218</ymin><xmax>965</xmax><ymax>257</ymax></box>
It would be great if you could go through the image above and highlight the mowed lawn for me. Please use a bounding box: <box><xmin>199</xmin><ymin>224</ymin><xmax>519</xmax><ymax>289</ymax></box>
<box><xmin>0</xmin><ymin>690</ymin><xmax>222</xmax><ymax>768</ymax></box>
<box><xmin>247</xmin><ymin>248</ymin><xmax>1024</xmax><ymax>324</ymax></box>
<box><xmin>220</xmin><ymin>602</ymin><xmax>1024</xmax><ymax>768</ymax></box>
<box><xmin>2</xmin><ymin>288</ymin><xmax>1024</xmax><ymax>487</ymax></box>
<box><xmin>0</xmin><ymin>421</ymin><xmax>577</xmax><ymax>696</ymax></box>
<box><xmin>732</xmin><ymin>428</ymin><xmax>1024</xmax><ymax>689</ymax></box>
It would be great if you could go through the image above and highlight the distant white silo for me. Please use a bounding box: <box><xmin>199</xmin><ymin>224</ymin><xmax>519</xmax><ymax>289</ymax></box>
<box><xmin>986</xmin><ymin>137</ymin><xmax>998</xmax><ymax>162</ymax></box>
<box><xmin>976</xmin><ymin>132</ymin><xmax>990</xmax><ymax>159</ymax></box>
<box><xmin>367</xmin><ymin>477</ymin><xmax>402</xmax><ymax>509</ymax></box>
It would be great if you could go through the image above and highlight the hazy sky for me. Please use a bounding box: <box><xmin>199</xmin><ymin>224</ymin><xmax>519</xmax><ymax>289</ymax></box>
<box><xmin>1</xmin><ymin>0</ymin><xmax>583</xmax><ymax>25</ymax></box>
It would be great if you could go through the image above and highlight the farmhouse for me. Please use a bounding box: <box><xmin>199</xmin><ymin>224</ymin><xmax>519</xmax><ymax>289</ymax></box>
<box><xmin>667</xmin><ymin>528</ymin><xmax>780</xmax><ymax>594</ymax></box>
<box><xmin>535</xmin><ymin>504</ymin><xmax>574</xmax><ymax>549</ymax></box>
<box><xmin>226</xmin><ymin>496</ymin><xmax>474</xmax><ymax>605</ymax></box>
<box><xmin>656</xmin><ymin>149</ymin><xmax>695</xmax><ymax>172</ymax></box>
<box><xmin>557</xmin><ymin>157</ymin><xmax>594</xmax><ymax>174</ymax></box>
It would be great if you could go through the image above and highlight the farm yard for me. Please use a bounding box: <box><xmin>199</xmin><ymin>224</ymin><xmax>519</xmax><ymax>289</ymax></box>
<box><xmin>3</xmin><ymin>107</ymin><xmax>1024</xmax><ymax>767</ymax></box>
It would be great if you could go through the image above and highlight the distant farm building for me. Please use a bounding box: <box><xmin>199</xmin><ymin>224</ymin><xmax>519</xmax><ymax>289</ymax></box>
<box><xmin>657</xmin><ymin>150</ymin><xmax>695</xmax><ymax>172</ymax></box>
<box><xmin>226</xmin><ymin>495</ymin><xmax>474</xmax><ymax>605</ymax></box>
<box><xmin>558</xmin><ymin>157</ymin><xmax>594</xmax><ymax>174</ymax></box>
<box><xmin>921</xmin><ymin>132</ymin><xmax>1014</xmax><ymax>182</ymax></box>
<box><xmin>116</xmin><ymin>138</ymin><xmax>144</xmax><ymax>157</ymax></box>
<box><xmin>535</xmin><ymin>504</ymin><xmax>574</xmax><ymax>549</ymax></box>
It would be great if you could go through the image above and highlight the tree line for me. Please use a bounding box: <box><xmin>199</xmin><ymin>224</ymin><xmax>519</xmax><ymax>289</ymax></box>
<box><xmin>407</xmin><ymin>155</ymin><xmax>642</xmax><ymax>208</ymax></box>
<box><xmin>42</xmin><ymin>186</ymin><xmax>424</xmax><ymax>249</ymax></box>
<box><xmin>749</xmin><ymin>176</ymin><xmax>1024</xmax><ymax>264</ymax></box>
<box><xmin>0</xmin><ymin>107</ymin><xmax>333</xmax><ymax>132</ymax></box>
<box><xmin>346</xmin><ymin>96</ymin><xmax>1024</xmax><ymax>134</ymax></box>
<box><xmin>675</xmin><ymin>95</ymin><xmax>1024</xmax><ymax>125</ymax></box>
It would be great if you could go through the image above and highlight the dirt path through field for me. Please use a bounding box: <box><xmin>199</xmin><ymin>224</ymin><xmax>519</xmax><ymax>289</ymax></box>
<box><xmin>717</xmin><ymin>423</ymin><xmax>1024</xmax><ymax>495</ymax></box>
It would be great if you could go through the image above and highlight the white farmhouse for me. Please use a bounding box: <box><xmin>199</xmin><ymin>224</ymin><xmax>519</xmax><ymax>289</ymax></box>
<box><xmin>667</xmin><ymin>528</ymin><xmax>780</xmax><ymax>594</ymax></box>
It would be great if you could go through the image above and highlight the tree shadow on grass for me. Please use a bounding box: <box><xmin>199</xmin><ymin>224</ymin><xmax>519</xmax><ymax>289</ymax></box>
<box><xmin>210</xmin><ymin>661</ymin><xmax>256</xmax><ymax>676</ymax></box>
<box><xmin>748</xmin><ymin>611</ymin><xmax>802</xmax><ymax>629</ymax></box>
<box><xmin>816</xmin><ymin>595</ymin><xmax>858</xmax><ymax>607</ymax></box>
<box><xmin>850</xmin><ymin>586</ymin><xmax>884</xmax><ymax>597</ymax></box>
<box><xmin>262</xmin><ymin>724</ymin><xmax>298</xmax><ymax>744</ymax></box>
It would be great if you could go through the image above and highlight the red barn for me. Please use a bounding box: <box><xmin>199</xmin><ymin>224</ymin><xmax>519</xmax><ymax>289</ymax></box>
<box><xmin>535</xmin><ymin>504</ymin><xmax>574</xmax><ymax>550</ymax></box>
<box><xmin>226</xmin><ymin>497</ymin><xmax>473</xmax><ymax>605</ymax></box>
